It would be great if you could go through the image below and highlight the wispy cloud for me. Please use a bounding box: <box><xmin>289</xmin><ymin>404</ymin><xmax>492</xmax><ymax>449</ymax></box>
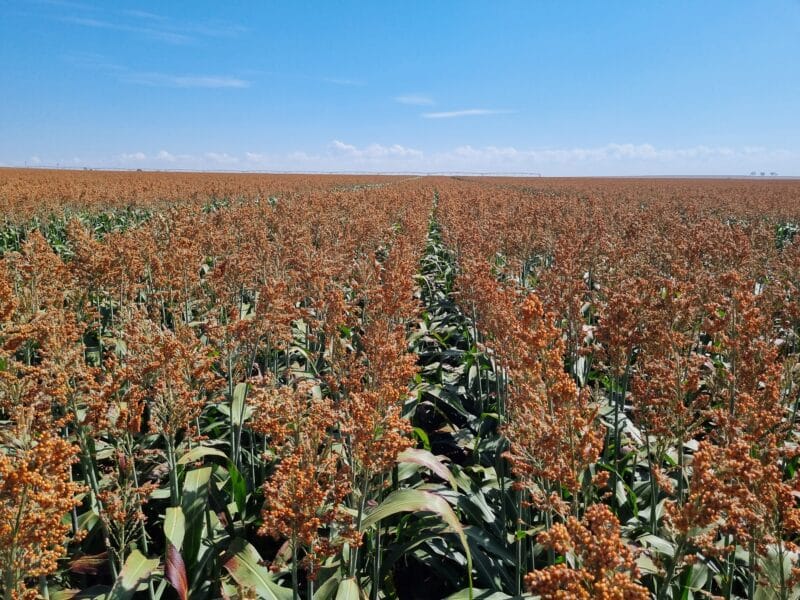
<box><xmin>120</xmin><ymin>9</ymin><xmax>167</xmax><ymax>22</ymax></box>
<box><xmin>59</xmin><ymin>16</ymin><xmax>193</xmax><ymax>44</ymax></box>
<box><xmin>119</xmin><ymin>72</ymin><xmax>250</xmax><ymax>88</ymax></box>
<box><xmin>422</xmin><ymin>109</ymin><xmax>515</xmax><ymax>119</ymax></box>
<box><xmin>395</xmin><ymin>94</ymin><xmax>434</xmax><ymax>106</ymax></box>
<box><xmin>30</xmin><ymin>0</ymin><xmax>94</xmax><ymax>11</ymax></box>
<box><xmin>63</xmin><ymin>52</ymin><xmax>250</xmax><ymax>89</ymax></box>
<box><xmin>62</xmin><ymin>51</ymin><xmax>125</xmax><ymax>71</ymax></box>
<box><xmin>322</xmin><ymin>77</ymin><xmax>366</xmax><ymax>86</ymax></box>
<box><xmin>182</xmin><ymin>21</ymin><xmax>248</xmax><ymax>38</ymax></box>
<box><xmin>51</xmin><ymin>6</ymin><xmax>246</xmax><ymax>45</ymax></box>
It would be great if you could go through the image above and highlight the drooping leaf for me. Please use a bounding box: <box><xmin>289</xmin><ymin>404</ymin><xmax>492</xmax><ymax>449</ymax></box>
<box><xmin>313</xmin><ymin>572</ymin><xmax>342</xmax><ymax>600</ymax></box>
<box><xmin>445</xmin><ymin>589</ymin><xmax>519</xmax><ymax>600</ymax></box>
<box><xmin>166</xmin><ymin>543</ymin><xmax>189</xmax><ymax>600</ymax></box>
<box><xmin>334</xmin><ymin>578</ymin><xmax>361</xmax><ymax>600</ymax></box>
<box><xmin>108</xmin><ymin>550</ymin><xmax>159</xmax><ymax>600</ymax></box>
<box><xmin>223</xmin><ymin>538</ymin><xmax>293</xmax><ymax>600</ymax></box>
<box><xmin>181</xmin><ymin>467</ymin><xmax>212</xmax><ymax>567</ymax></box>
<box><xmin>164</xmin><ymin>506</ymin><xmax>186</xmax><ymax>550</ymax></box>
<box><xmin>68</xmin><ymin>552</ymin><xmax>108</xmax><ymax>575</ymax></box>
<box><xmin>638</xmin><ymin>533</ymin><xmax>676</xmax><ymax>558</ymax></box>
<box><xmin>231</xmin><ymin>382</ymin><xmax>250</xmax><ymax>426</ymax></box>
<box><xmin>397</xmin><ymin>447</ymin><xmax>457</xmax><ymax>490</ymax></box>
<box><xmin>177</xmin><ymin>445</ymin><xmax>229</xmax><ymax>465</ymax></box>
<box><xmin>679</xmin><ymin>562</ymin><xmax>708</xmax><ymax>596</ymax></box>
<box><xmin>362</xmin><ymin>488</ymin><xmax>473</xmax><ymax>595</ymax></box>
<box><xmin>51</xmin><ymin>586</ymin><xmax>108</xmax><ymax>600</ymax></box>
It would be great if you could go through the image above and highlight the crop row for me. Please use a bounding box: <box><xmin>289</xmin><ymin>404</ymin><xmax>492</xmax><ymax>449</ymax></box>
<box><xmin>3</xmin><ymin>174</ymin><xmax>800</xmax><ymax>599</ymax></box>
<box><xmin>437</xmin><ymin>177</ymin><xmax>800</xmax><ymax>598</ymax></box>
<box><xmin>0</xmin><ymin>179</ymin><xmax>445</xmax><ymax>599</ymax></box>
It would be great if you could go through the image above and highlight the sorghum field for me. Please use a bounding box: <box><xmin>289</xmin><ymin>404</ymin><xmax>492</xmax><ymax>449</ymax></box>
<box><xmin>3</xmin><ymin>168</ymin><xmax>800</xmax><ymax>600</ymax></box>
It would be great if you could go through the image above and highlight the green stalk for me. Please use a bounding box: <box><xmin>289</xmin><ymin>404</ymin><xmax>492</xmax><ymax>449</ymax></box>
<box><xmin>37</xmin><ymin>575</ymin><xmax>49</xmax><ymax>598</ymax></box>
<box><xmin>611</xmin><ymin>364</ymin><xmax>632</xmax><ymax>510</ymax></box>
<box><xmin>3</xmin><ymin>567</ymin><xmax>16</xmax><ymax>600</ymax></box>
<box><xmin>724</xmin><ymin>535</ymin><xmax>735</xmax><ymax>599</ymax></box>
<box><xmin>127</xmin><ymin>436</ymin><xmax>156</xmax><ymax>600</ymax></box>
<box><xmin>778</xmin><ymin>538</ymin><xmax>787</xmax><ymax>600</ymax></box>
<box><xmin>748</xmin><ymin>539</ymin><xmax>756</xmax><ymax>599</ymax></box>
<box><xmin>5</xmin><ymin>486</ymin><xmax>28</xmax><ymax>600</ymax></box>
<box><xmin>233</xmin><ymin>339</ymin><xmax>261</xmax><ymax>472</ymax></box>
<box><xmin>657</xmin><ymin>537</ymin><xmax>685</xmax><ymax>600</ymax></box>
<box><xmin>292</xmin><ymin>533</ymin><xmax>300</xmax><ymax>600</ymax></box>
<box><xmin>74</xmin><ymin>421</ymin><xmax>119</xmax><ymax>579</ymax></box>
<box><xmin>227</xmin><ymin>350</ymin><xmax>237</xmax><ymax>466</ymax></box>
<box><xmin>165</xmin><ymin>434</ymin><xmax>180</xmax><ymax>506</ymax></box>
<box><xmin>645</xmin><ymin>438</ymin><xmax>658</xmax><ymax>535</ymax></box>
<box><xmin>611</xmin><ymin>374</ymin><xmax>621</xmax><ymax>510</ymax></box>
<box><xmin>544</xmin><ymin>504</ymin><xmax>554</xmax><ymax>566</ymax></box>
<box><xmin>371</xmin><ymin>474</ymin><xmax>385</xmax><ymax>600</ymax></box>
<box><xmin>372</xmin><ymin>523</ymin><xmax>382</xmax><ymax>600</ymax></box>
<box><xmin>350</xmin><ymin>473</ymin><xmax>372</xmax><ymax>578</ymax></box>
<box><xmin>677</xmin><ymin>438</ymin><xmax>685</xmax><ymax>505</ymax></box>
<box><xmin>515</xmin><ymin>488</ymin><xmax>523</xmax><ymax>596</ymax></box>
<box><xmin>64</xmin><ymin>425</ymin><xmax>81</xmax><ymax>538</ymax></box>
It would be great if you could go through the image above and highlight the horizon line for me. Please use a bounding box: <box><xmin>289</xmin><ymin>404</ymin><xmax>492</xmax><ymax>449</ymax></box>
<box><xmin>2</xmin><ymin>165</ymin><xmax>799</xmax><ymax>179</ymax></box>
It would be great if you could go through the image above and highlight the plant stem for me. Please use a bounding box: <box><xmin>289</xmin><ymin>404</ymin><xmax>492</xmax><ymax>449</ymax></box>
<box><xmin>351</xmin><ymin>473</ymin><xmax>371</xmax><ymax>578</ymax></box>
<box><xmin>165</xmin><ymin>434</ymin><xmax>180</xmax><ymax>506</ymax></box>
<box><xmin>292</xmin><ymin>533</ymin><xmax>300</xmax><ymax>600</ymax></box>
<box><xmin>657</xmin><ymin>537</ymin><xmax>685</xmax><ymax>600</ymax></box>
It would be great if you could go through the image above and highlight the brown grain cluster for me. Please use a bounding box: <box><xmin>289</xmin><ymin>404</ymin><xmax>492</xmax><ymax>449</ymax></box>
<box><xmin>3</xmin><ymin>170</ymin><xmax>800</xmax><ymax>597</ymax></box>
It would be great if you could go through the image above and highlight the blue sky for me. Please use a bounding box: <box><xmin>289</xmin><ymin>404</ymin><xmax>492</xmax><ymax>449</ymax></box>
<box><xmin>1</xmin><ymin>0</ymin><xmax>799</xmax><ymax>175</ymax></box>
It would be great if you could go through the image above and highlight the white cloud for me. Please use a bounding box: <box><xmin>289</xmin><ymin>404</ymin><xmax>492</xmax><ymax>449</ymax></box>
<box><xmin>120</xmin><ymin>151</ymin><xmax>147</xmax><ymax>161</ymax></box>
<box><xmin>64</xmin><ymin>53</ymin><xmax>250</xmax><ymax>89</ymax></box>
<box><xmin>244</xmin><ymin>152</ymin><xmax>269</xmax><ymax>164</ymax></box>
<box><xmin>17</xmin><ymin>142</ymin><xmax>795</xmax><ymax>175</ymax></box>
<box><xmin>330</xmin><ymin>141</ymin><xmax>357</xmax><ymax>153</ymax></box>
<box><xmin>286</xmin><ymin>151</ymin><xmax>318</xmax><ymax>161</ymax></box>
<box><xmin>439</xmin><ymin>143</ymin><xmax>747</xmax><ymax>164</ymax></box>
<box><xmin>156</xmin><ymin>150</ymin><xmax>178</xmax><ymax>162</ymax></box>
<box><xmin>204</xmin><ymin>152</ymin><xmax>239</xmax><ymax>165</ymax></box>
<box><xmin>330</xmin><ymin>140</ymin><xmax>423</xmax><ymax>160</ymax></box>
<box><xmin>418</xmin><ymin>143</ymin><xmax>798</xmax><ymax>175</ymax></box>
<box><xmin>395</xmin><ymin>94</ymin><xmax>434</xmax><ymax>106</ymax></box>
<box><xmin>322</xmin><ymin>77</ymin><xmax>366</xmax><ymax>86</ymax></box>
<box><xmin>238</xmin><ymin>141</ymin><xmax>426</xmax><ymax>172</ymax></box>
<box><xmin>56</xmin><ymin>9</ymin><xmax>246</xmax><ymax>44</ymax></box>
<box><xmin>120</xmin><ymin>9</ymin><xmax>166</xmax><ymax>21</ymax></box>
<box><xmin>422</xmin><ymin>109</ymin><xmax>515</xmax><ymax>119</ymax></box>
<box><xmin>120</xmin><ymin>72</ymin><xmax>250</xmax><ymax>88</ymax></box>
<box><xmin>33</xmin><ymin>0</ymin><xmax>94</xmax><ymax>11</ymax></box>
<box><xmin>59</xmin><ymin>16</ymin><xmax>193</xmax><ymax>44</ymax></box>
<box><xmin>116</xmin><ymin>150</ymin><xmax>206</xmax><ymax>167</ymax></box>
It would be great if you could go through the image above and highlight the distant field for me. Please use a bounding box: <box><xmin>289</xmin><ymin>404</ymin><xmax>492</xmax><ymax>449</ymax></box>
<box><xmin>2</xmin><ymin>170</ymin><xmax>800</xmax><ymax>599</ymax></box>
<box><xmin>0</xmin><ymin>168</ymin><xmax>409</xmax><ymax>218</ymax></box>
